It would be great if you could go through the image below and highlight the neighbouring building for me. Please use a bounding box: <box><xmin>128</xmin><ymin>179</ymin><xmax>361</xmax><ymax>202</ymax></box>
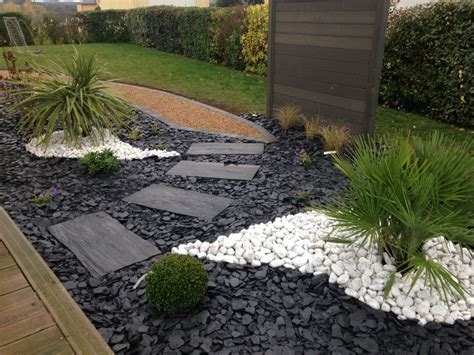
<box><xmin>393</xmin><ymin>0</ymin><xmax>437</xmax><ymax>8</ymax></box>
<box><xmin>76</xmin><ymin>0</ymin><xmax>211</xmax><ymax>11</ymax></box>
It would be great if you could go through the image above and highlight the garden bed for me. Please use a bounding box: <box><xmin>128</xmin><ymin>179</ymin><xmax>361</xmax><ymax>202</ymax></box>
<box><xmin>0</xmin><ymin>103</ymin><xmax>473</xmax><ymax>354</ymax></box>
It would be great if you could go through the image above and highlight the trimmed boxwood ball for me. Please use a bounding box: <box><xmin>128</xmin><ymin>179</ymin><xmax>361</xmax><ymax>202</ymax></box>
<box><xmin>146</xmin><ymin>254</ymin><xmax>208</xmax><ymax>313</ymax></box>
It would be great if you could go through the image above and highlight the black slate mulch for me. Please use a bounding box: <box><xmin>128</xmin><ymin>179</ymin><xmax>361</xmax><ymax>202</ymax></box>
<box><xmin>0</xmin><ymin>102</ymin><xmax>473</xmax><ymax>355</ymax></box>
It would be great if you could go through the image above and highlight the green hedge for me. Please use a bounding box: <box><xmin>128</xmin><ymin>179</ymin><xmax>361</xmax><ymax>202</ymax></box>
<box><xmin>380</xmin><ymin>2</ymin><xmax>473</xmax><ymax>127</ymax></box>
<box><xmin>78</xmin><ymin>10</ymin><xmax>129</xmax><ymax>43</ymax></box>
<box><xmin>0</xmin><ymin>12</ymin><xmax>35</xmax><ymax>46</ymax></box>
<box><xmin>79</xmin><ymin>6</ymin><xmax>266</xmax><ymax>73</ymax></box>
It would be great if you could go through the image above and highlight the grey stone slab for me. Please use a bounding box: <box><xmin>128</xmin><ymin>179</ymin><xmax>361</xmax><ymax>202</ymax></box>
<box><xmin>48</xmin><ymin>212</ymin><xmax>160</xmax><ymax>278</ymax></box>
<box><xmin>186</xmin><ymin>143</ymin><xmax>265</xmax><ymax>155</ymax></box>
<box><xmin>123</xmin><ymin>184</ymin><xmax>233</xmax><ymax>220</ymax></box>
<box><xmin>166</xmin><ymin>161</ymin><xmax>260</xmax><ymax>181</ymax></box>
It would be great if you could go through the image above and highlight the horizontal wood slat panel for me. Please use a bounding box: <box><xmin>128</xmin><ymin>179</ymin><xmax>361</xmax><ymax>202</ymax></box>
<box><xmin>274</xmin><ymin>43</ymin><xmax>371</xmax><ymax>63</ymax></box>
<box><xmin>276</xmin><ymin>0</ymin><xmax>379</xmax><ymax>12</ymax></box>
<box><xmin>275</xmin><ymin>33</ymin><xmax>372</xmax><ymax>50</ymax></box>
<box><xmin>275</xmin><ymin>11</ymin><xmax>376</xmax><ymax>24</ymax></box>
<box><xmin>272</xmin><ymin>93</ymin><xmax>367</xmax><ymax>133</ymax></box>
<box><xmin>275</xmin><ymin>23</ymin><xmax>374</xmax><ymax>37</ymax></box>
<box><xmin>267</xmin><ymin>0</ymin><xmax>390</xmax><ymax>135</ymax></box>
<box><xmin>274</xmin><ymin>53</ymin><xmax>370</xmax><ymax>77</ymax></box>
<box><xmin>274</xmin><ymin>83</ymin><xmax>366</xmax><ymax>113</ymax></box>
<box><xmin>274</xmin><ymin>72</ymin><xmax>367</xmax><ymax>101</ymax></box>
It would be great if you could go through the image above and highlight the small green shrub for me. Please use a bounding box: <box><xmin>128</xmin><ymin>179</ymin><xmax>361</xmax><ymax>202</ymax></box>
<box><xmin>156</xmin><ymin>143</ymin><xmax>166</xmax><ymax>150</ymax></box>
<box><xmin>294</xmin><ymin>148</ymin><xmax>313</xmax><ymax>168</ymax></box>
<box><xmin>80</xmin><ymin>149</ymin><xmax>119</xmax><ymax>174</ymax></box>
<box><xmin>295</xmin><ymin>191</ymin><xmax>311</xmax><ymax>207</ymax></box>
<box><xmin>128</xmin><ymin>128</ymin><xmax>141</xmax><ymax>141</ymax></box>
<box><xmin>325</xmin><ymin>133</ymin><xmax>474</xmax><ymax>301</ymax></box>
<box><xmin>12</xmin><ymin>48</ymin><xmax>131</xmax><ymax>148</ymax></box>
<box><xmin>150</xmin><ymin>122</ymin><xmax>159</xmax><ymax>135</ymax></box>
<box><xmin>146</xmin><ymin>254</ymin><xmax>208</xmax><ymax>313</ymax></box>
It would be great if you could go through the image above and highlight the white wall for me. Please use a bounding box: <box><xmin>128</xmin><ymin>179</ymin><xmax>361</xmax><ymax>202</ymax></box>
<box><xmin>395</xmin><ymin>0</ymin><xmax>437</xmax><ymax>8</ymax></box>
<box><xmin>149</xmin><ymin>0</ymin><xmax>197</xmax><ymax>6</ymax></box>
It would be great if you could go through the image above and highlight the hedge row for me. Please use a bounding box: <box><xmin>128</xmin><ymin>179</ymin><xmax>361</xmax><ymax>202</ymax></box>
<box><xmin>0</xmin><ymin>12</ymin><xmax>35</xmax><ymax>46</ymax></box>
<box><xmin>380</xmin><ymin>2</ymin><xmax>473</xmax><ymax>127</ymax></box>
<box><xmin>78</xmin><ymin>5</ymin><xmax>268</xmax><ymax>75</ymax></box>
<box><xmin>78</xmin><ymin>3</ymin><xmax>472</xmax><ymax>126</ymax></box>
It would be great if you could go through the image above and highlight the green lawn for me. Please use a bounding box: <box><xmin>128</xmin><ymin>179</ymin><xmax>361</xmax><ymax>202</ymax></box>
<box><xmin>3</xmin><ymin>43</ymin><xmax>472</xmax><ymax>147</ymax></box>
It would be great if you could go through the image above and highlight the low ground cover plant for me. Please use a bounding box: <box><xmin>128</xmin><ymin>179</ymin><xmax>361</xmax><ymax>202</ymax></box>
<box><xmin>146</xmin><ymin>254</ymin><xmax>208</xmax><ymax>313</ymax></box>
<box><xmin>128</xmin><ymin>128</ymin><xmax>141</xmax><ymax>141</ymax></box>
<box><xmin>10</xmin><ymin>48</ymin><xmax>131</xmax><ymax>148</ymax></box>
<box><xmin>294</xmin><ymin>148</ymin><xmax>312</xmax><ymax>168</ymax></box>
<box><xmin>80</xmin><ymin>149</ymin><xmax>119</xmax><ymax>174</ymax></box>
<box><xmin>32</xmin><ymin>184</ymin><xmax>59</xmax><ymax>206</ymax></box>
<box><xmin>325</xmin><ymin>133</ymin><xmax>474</xmax><ymax>301</ymax></box>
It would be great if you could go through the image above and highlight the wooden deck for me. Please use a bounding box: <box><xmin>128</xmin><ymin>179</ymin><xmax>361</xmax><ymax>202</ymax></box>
<box><xmin>0</xmin><ymin>208</ymin><xmax>113</xmax><ymax>355</ymax></box>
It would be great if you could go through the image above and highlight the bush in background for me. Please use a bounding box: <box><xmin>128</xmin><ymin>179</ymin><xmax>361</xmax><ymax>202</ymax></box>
<box><xmin>78</xmin><ymin>9</ymin><xmax>129</xmax><ymax>43</ymax></box>
<box><xmin>211</xmin><ymin>6</ymin><xmax>245</xmax><ymax>69</ymax></box>
<box><xmin>127</xmin><ymin>6</ymin><xmax>180</xmax><ymax>52</ymax></box>
<box><xmin>178</xmin><ymin>8</ymin><xmax>214</xmax><ymax>61</ymax></box>
<box><xmin>381</xmin><ymin>2</ymin><xmax>473</xmax><ymax>127</ymax></box>
<box><xmin>0</xmin><ymin>12</ymin><xmax>34</xmax><ymax>45</ymax></box>
<box><xmin>241</xmin><ymin>4</ymin><xmax>268</xmax><ymax>75</ymax></box>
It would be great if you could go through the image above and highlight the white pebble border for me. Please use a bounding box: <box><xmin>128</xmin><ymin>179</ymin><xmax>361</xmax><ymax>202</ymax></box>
<box><xmin>173</xmin><ymin>211</ymin><xmax>474</xmax><ymax>325</ymax></box>
<box><xmin>26</xmin><ymin>130</ymin><xmax>180</xmax><ymax>160</ymax></box>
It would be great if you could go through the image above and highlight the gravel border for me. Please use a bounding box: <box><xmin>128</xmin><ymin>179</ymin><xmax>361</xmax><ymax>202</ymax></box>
<box><xmin>1</xmin><ymin>102</ymin><xmax>473</xmax><ymax>354</ymax></box>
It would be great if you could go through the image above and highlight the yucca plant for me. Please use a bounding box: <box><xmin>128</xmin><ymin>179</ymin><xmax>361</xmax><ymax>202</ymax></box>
<box><xmin>10</xmin><ymin>48</ymin><xmax>131</xmax><ymax>148</ymax></box>
<box><xmin>325</xmin><ymin>133</ymin><xmax>473</xmax><ymax>302</ymax></box>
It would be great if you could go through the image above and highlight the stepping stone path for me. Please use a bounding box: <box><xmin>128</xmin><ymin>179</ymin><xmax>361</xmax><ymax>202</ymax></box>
<box><xmin>49</xmin><ymin>142</ymin><xmax>264</xmax><ymax>278</ymax></box>
<box><xmin>123</xmin><ymin>184</ymin><xmax>234</xmax><ymax>220</ymax></box>
<box><xmin>48</xmin><ymin>212</ymin><xmax>160</xmax><ymax>278</ymax></box>
<box><xmin>186</xmin><ymin>143</ymin><xmax>264</xmax><ymax>155</ymax></box>
<box><xmin>166</xmin><ymin>161</ymin><xmax>260</xmax><ymax>181</ymax></box>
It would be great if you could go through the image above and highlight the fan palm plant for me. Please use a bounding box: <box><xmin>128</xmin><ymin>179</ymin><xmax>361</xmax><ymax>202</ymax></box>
<box><xmin>10</xmin><ymin>48</ymin><xmax>131</xmax><ymax>148</ymax></box>
<box><xmin>325</xmin><ymin>133</ymin><xmax>473</xmax><ymax>302</ymax></box>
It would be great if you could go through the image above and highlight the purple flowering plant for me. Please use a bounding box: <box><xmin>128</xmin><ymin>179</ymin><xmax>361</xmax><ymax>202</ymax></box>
<box><xmin>33</xmin><ymin>184</ymin><xmax>60</xmax><ymax>206</ymax></box>
<box><xmin>294</xmin><ymin>148</ymin><xmax>313</xmax><ymax>168</ymax></box>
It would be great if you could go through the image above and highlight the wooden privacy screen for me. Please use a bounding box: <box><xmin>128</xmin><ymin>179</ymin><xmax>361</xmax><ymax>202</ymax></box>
<box><xmin>267</xmin><ymin>0</ymin><xmax>390</xmax><ymax>135</ymax></box>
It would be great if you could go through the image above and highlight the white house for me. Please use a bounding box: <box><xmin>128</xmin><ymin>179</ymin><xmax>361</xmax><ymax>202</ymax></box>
<box><xmin>393</xmin><ymin>0</ymin><xmax>437</xmax><ymax>8</ymax></box>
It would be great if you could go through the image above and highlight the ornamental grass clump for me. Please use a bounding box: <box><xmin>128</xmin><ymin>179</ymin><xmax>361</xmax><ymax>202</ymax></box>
<box><xmin>325</xmin><ymin>133</ymin><xmax>474</xmax><ymax>302</ymax></box>
<box><xmin>301</xmin><ymin>115</ymin><xmax>320</xmax><ymax>141</ymax></box>
<box><xmin>320</xmin><ymin>125</ymin><xmax>350</xmax><ymax>152</ymax></box>
<box><xmin>275</xmin><ymin>104</ymin><xmax>302</xmax><ymax>131</ymax></box>
<box><xmin>11</xmin><ymin>48</ymin><xmax>131</xmax><ymax>148</ymax></box>
<box><xmin>146</xmin><ymin>254</ymin><xmax>208</xmax><ymax>313</ymax></box>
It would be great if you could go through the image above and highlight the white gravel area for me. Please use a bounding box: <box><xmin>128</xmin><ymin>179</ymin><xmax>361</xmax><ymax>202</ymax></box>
<box><xmin>26</xmin><ymin>130</ymin><xmax>180</xmax><ymax>160</ymax></box>
<box><xmin>173</xmin><ymin>211</ymin><xmax>474</xmax><ymax>325</ymax></box>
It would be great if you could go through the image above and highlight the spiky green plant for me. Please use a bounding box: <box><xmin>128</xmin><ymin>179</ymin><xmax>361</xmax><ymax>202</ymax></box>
<box><xmin>325</xmin><ymin>133</ymin><xmax>473</xmax><ymax>302</ymax></box>
<box><xmin>10</xmin><ymin>48</ymin><xmax>131</xmax><ymax>148</ymax></box>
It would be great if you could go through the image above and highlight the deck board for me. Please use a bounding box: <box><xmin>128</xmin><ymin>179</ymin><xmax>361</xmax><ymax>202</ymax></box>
<box><xmin>0</xmin><ymin>208</ymin><xmax>112</xmax><ymax>354</ymax></box>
